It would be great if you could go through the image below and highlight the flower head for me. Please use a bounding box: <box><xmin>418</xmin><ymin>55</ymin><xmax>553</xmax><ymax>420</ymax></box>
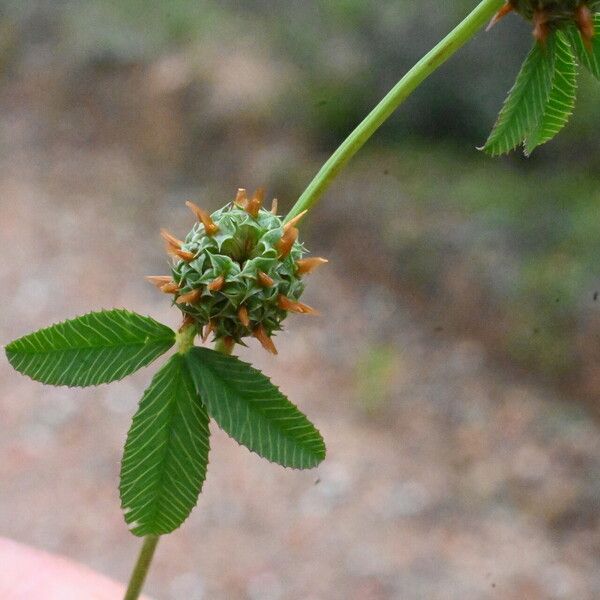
<box><xmin>491</xmin><ymin>1</ymin><xmax>596</xmax><ymax>45</ymax></box>
<box><xmin>148</xmin><ymin>188</ymin><xmax>327</xmax><ymax>353</ymax></box>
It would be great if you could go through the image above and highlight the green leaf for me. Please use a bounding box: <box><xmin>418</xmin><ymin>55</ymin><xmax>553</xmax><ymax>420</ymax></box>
<box><xmin>186</xmin><ymin>347</ymin><xmax>325</xmax><ymax>469</ymax></box>
<box><xmin>483</xmin><ymin>40</ymin><xmax>556</xmax><ymax>156</ymax></box>
<box><xmin>5</xmin><ymin>309</ymin><xmax>175</xmax><ymax>387</ymax></box>
<box><xmin>566</xmin><ymin>14</ymin><xmax>600</xmax><ymax>80</ymax></box>
<box><xmin>120</xmin><ymin>354</ymin><xmax>210</xmax><ymax>536</ymax></box>
<box><xmin>525</xmin><ymin>31</ymin><xmax>578</xmax><ymax>155</ymax></box>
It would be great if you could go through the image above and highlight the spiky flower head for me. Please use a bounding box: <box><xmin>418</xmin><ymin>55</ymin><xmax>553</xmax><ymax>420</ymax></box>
<box><xmin>148</xmin><ymin>188</ymin><xmax>327</xmax><ymax>354</ymax></box>
<box><xmin>490</xmin><ymin>1</ymin><xmax>596</xmax><ymax>45</ymax></box>
<box><xmin>511</xmin><ymin>0</ymin><xmax>584</xmax><ymax>19</ymax></box>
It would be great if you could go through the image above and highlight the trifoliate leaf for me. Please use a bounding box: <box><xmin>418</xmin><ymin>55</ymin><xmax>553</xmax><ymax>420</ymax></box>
<box><xmin>483</xmin><ymin>40</ymin><xmax>556</xmax><ymax>156</ymax></box>
<box><xmin>120</xmin><ymin>354</ymin><xmax>210</xmax><ymax>536</ymax></box>
<box><xmin>525</xmin><ymin>30</ymin><xmax>578</xmax><ymax>155</ymax></box>
<box><xmin>5</xmin><ymin>309</ymin><xmax>175</xmax><ymax>387</ymax></box>
<box><xmin>186</xmin><ymin>347</ymin><xmax>325</xmax><ymax>469</ymax></box>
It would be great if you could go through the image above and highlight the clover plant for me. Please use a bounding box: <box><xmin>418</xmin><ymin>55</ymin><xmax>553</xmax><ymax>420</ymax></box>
<box><xmin>5</xmin><ymin>1</ymin><xmax>600</xmax><ymax>597</ymax></box>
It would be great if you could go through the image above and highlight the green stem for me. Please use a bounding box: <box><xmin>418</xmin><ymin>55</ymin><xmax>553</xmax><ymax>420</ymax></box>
<box><xmin>123</xmin><ymin>535</ymin><xmax>159</xmax><ymax>600</ymax></box>
<box><xmin>285</xmin><ymin>0</ymin><xmax>504</xmax><ymax>222</ymax></box>
<box><xmin>176</xmin><ymin>321</ymin><xmax>197</xmax><ymax>354</ymax></box>
<box><xmin>214</xmin><ymin>337</ymin><xmax>234</xmax><ymax>355</ymax></box>
<box><xmin>122</xmin><ymin>334</ymin><xmax>228</xmax><ymax>600</ymax></box>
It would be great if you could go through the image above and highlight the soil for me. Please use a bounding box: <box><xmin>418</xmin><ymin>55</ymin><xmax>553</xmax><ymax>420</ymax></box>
<box><xmin>2</xmin><ymin>75</ymin><xmax>600</xmax><ymax>600</ymax></box>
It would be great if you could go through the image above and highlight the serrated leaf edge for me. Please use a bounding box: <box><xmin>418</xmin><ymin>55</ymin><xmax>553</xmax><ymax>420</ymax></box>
<box><xmin>186</xmin><ymin>347</ymin><xmax>326</xmax><ymax>471</ymax></box>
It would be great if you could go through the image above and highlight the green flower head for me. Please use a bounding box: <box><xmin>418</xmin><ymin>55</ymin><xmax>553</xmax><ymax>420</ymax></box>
<box><xmin>148</xmin><ymin>188</ymin><xmax>328</xmax><ymax>354</ymax></box>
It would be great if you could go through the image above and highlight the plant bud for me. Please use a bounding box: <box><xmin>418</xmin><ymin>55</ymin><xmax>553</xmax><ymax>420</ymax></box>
<box><xmin>154</xmin><ymin>189</ymin><xmax>328</xmax><ymax>351</ymax></box>
<box><xmin>505</xmin><ymin>1</ymin><xmax>596</xmax><ymax>43</ymax></box>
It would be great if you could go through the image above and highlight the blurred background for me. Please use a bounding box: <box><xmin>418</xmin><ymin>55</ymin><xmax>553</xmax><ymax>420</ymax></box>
<box><xmin>1</xmin><ymin>1</ymin><xmax>600</xmax><ymax>598</ymax></box>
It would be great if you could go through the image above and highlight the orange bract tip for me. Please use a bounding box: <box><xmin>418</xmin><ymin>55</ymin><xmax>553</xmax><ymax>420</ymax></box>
<box><xmin>486</xmin><ymin>2</ymin><xmax>513</xmax><ymax>31</ymax></box>
<box><xmin>257</xmin><ymin>271</ymin><xmax>275</xmax><ymax>287</ymax></box>
<box><xmin>284</xmin><ymin>210</ymin><xmax>308</xmax><ymax>232</ymax></box>
<box><xmin>179</xmin><ymin>314</ymin><xmax>196</xmax><ymax>332</ymax></box>
<box><xmin>246</xmin><ymin>187</ymin><xmax>265</xmax><ymax>218</ymax></box>
<box><xmin>253</xmin><ymin>325</ymin><xmax>278</xmax><ymax>355</ymax></box>
<box><xmin>222</xmin><ymin>336</ymin><xmax>235</xmax><ymax>354</ymax></box>
<box><xmin>576</xmin><ymin>4</ymin><xmax>595</xmax><ymax>50</ymax></box>
<box><xmin>160</xmin><ymin>281</ymin><xmax>180</xmax><ymax>294</ymax></box>
<box><xmin>207</xmin><ymin>275</ymin><xmax>225</xmax><ymax>292</ymax></box>
<box><xmin>532</xmin><ymin>10</ymin><xmax>549</xmax><ymax>44</ymax></box>
<box><xmin>246</xmin><ymin>198</ymin><xmax>261</xmax><ymax>218</ymax></box>
<box><xmin>176</xmin><ymin>288</ymin><xmax>202</xmax><ymax>305</ymax></box>
<box><xmin>146</xmin><ymin>275</ymin><xmax>173</xmax><ymax>288</ymax></box>
<box><xmin>173</xmin><ymin>248</ymin><xmax>196</xmax><ymax>262</ymax></box>
<box><xmin>238</xmin><ymin>305</ymin><xmax>250</xmax><ymax>327</ymax></box>
<box><xmin>234</xmin><ymin>188</ymin><xmax>248</xmax><ymax>208</ymax></box>
<box><xmin>296</xmin><ymin>257</ymin><xmax>328</xmax><ymax>276</ymax></box>
<box><xmin>271</xmin><ymin>198</ymin><xmax>278</xmax><ymax>215</ymax></box>
<box><xmin>186</xmin><ymin>201</ymin><xmax>219</xmax><ymax>235</ymax></box>
<box><xmin>202</xmin><ymin>320</ymin><xmax>215</xmax><ymax>342</ymax></box>
<box><xmin>277</xmin><ymin>294</ymin><xmax>319</xmax><ymax>315</ymax></box>
<box><xmin>276</xmin><ymin>226</ymin><xmax>298</xmax><ymax>258</ymax></box>
<box><xmin>253</xmin><ymin>187</ymin><xmax>265</xmax><ymax>203</ymax></box>
<box><xmin>161</xmin><ymin>229</ymin><xmax>195</xmax><ymax>261</ymax></box>
<box><xmin>160</xmin><ymin>229</ymin><xmax>184</xmax><ymax>248</ymax></box>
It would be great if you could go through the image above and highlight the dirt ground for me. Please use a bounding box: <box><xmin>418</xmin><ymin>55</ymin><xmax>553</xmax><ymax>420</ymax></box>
<box><xmin>2</xmin><ymin>95</ymin><xmax>600</xmax><ymax>600</ymax></box>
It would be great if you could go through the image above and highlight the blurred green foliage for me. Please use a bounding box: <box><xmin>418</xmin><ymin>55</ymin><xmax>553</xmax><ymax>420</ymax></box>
<box><xmin>361</xmin><ymin>143</ymin><xmax>600</xmax><ymax>378</ymax></box>
<box><xmin>355</xmin><ymin>345</ymin><xmax>398</xmax><ymax>415</ymax></box>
